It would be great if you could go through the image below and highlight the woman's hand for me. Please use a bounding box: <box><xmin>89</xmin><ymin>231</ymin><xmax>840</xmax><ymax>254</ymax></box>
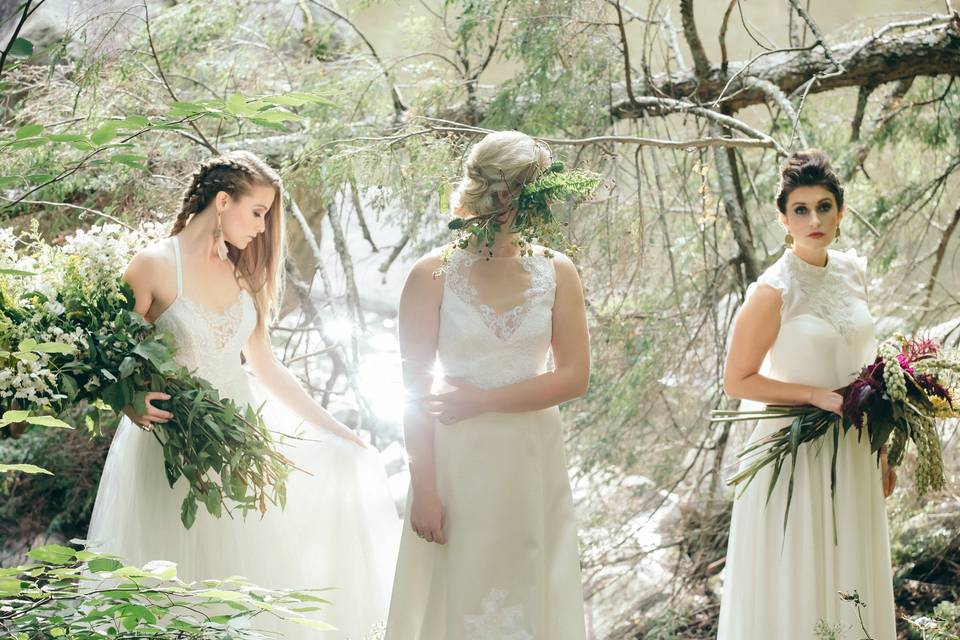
<box><xmin>124</xmin><ymin>391</ymin><xmax>173</xmax><ymax>431</ymax></box>
<box><xmin>424</xmin><ymin>377</ymin><xmax>487</xmax><ymax>425</ymax></box>
<box><xmin>880</xmin><ymin>448</ymin><xmax>898</xmax><ymax>498</ymax></box>
<box><xmin>410</xmin><ymin>487</ymin><xmax>445</xmax><ymax>544</ymax></box>
<box><xmin>330</xmin><ymin>423</ymin><xmax>370</xmax><ymax>449</ymax></box>
<box><xmin>809</xmin><ymin>388</ymin><xmax>843</xmax><ymax>416</ymax></box>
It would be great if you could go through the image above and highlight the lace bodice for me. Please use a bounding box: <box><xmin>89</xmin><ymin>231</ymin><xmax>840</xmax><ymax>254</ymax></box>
<box><xmin>746</xmin><ymin>248</ymin><xmax>876</xmax><ymax>390</ymax></box>
<box><xmin>153</xmin><ymin>236</ymin><xmax>257</xmax><ymax>403</ymax></box>
<box><xmin>438</xmin><ymin>247</ymin><xmax>557</xmax><ymax>389</ymax></box>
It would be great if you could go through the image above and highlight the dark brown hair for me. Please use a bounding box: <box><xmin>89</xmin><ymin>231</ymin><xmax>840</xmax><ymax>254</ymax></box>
<box><xmin>170</xmin><ymin>150</ymin><xmax>285</xmax><ymax>334</ymax></box>
<box><xmin>775</xmin><ymin>149</ymin><xmax>844</xmax><ymax>214</ymax></box>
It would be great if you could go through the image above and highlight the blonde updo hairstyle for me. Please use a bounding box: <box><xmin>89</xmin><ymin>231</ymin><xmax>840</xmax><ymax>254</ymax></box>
<box><xmin>170</xmin><ymin>150</ymin><xmax>286</xmax><ymax>335</ymax></box>
<box><xmin>452</xmin><ymin>130</ymin><xmax>552</xmax><ymax>219</ymax></box>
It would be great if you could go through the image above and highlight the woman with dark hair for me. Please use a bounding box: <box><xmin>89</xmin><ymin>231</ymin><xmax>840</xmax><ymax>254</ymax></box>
<box><xmin>717</xmin><ymin>150</ymin><xmax>896</xmax><ymax>639</ymax></box>
<box><xmin>85</xmin><ymin>151</ymin><xmax>400</xmax><ymax>639</ymax></box>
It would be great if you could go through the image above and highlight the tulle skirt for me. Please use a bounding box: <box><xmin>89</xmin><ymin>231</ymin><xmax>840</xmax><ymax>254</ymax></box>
<box><xmin>86</xmin><ymin>375</ymin><xmax>401</xmax><ymax>640</ymax></box>
<box><xmin>717</xmin><ymin>417</ymin><xmax>896</xmax><ymax>640</ymax></box>
<box><xmin>385</xmin><ymin>406</ymin><xmax>586</xmax><ymax>640</ymax></box>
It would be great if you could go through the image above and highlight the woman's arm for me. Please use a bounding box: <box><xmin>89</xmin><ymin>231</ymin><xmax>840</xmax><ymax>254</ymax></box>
<box><xmin>426</xmin><ymin>253</ymin><xmax>590</xmax><ymax>424</ymax></box>
<box><xmin>397</xmin><ymin>254</ymin><xmax>445</xmax><ymax>543</ymax></box>
<box><xmin>242</xmin><ymin>327</ymin><xmax>366</xmax><ymax>447</ymax></box>
<box><xmin>723</xmin><ymin>284</ymin><xmax>841</xmax><ymax>414</ymax></box>
<box><xmin>122</xmin><ymin>251</ymin><xmax>173</xmax><ymax>429</ymax></box>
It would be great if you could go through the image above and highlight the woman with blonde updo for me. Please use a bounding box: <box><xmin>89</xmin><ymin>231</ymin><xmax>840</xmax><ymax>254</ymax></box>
<box><xmin>386</xmin><ymin>131</ymin><xmax>590</xmax><ymax>638</ymax></box>
<box><xmin>86</xmin><ymin>151</ymin><xmax>400</xmax><ymax>639</ymax></box>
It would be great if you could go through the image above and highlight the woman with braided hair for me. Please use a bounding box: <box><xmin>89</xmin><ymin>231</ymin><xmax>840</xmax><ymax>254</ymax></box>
<box><xmin>86</xmin><ymin>150</ymin><xmax>400</xmax><ymax>639</ymax></box>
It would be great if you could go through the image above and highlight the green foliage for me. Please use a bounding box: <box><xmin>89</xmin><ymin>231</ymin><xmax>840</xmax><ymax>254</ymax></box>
<box><xmin>1</xmin><ymin>415</ymin><xmax>114</xmax><ymax>555</ymax></box>
<box><xmin>2</xmin><ymin>226</ymin><xmax>291</xmax><ymax>529</ymax></box>
<box><xmin>0</xmin><ymin>545</ymin><xmax>334</xmax><ymax>638</ymax></box>
<box><xmin>447</xmin><ymin>161</ymin><xmax>600</xmax><ymax>257</ymax></box>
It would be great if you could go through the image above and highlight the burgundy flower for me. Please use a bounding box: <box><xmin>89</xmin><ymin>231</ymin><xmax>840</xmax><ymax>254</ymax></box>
<box><xmin>915</xmin><ymin>373</ymin><xmax>953</xmax><ymax>405</ymax></box>
<box><xmin>844</xmin><ymin>363</ymin><xmax>883</xmax><ymax>428</ymax></box>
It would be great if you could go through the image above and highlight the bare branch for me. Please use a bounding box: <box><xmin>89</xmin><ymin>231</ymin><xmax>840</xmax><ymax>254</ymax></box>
<box><xmin>609</xmin><ymin>20</ymin><xmax>958</xmax><ymax>114</ymax></box>
<box><xmin>718</xmin><ymin>0</ymin><xmax>737</xmax><ymax>74</ymax></box>
<box><xmin>144</xmin><ymin>4</ymin><xmax>218</xmax><ymax>154</ymax></box>
<box><xmin>0</xmin><ymin>0</ymin><xmax>43</xmax><ymax>79</ymax></box>
<box><xmin>307</xmin><ymin>0</ymin><xmax>407</xmax><ymax>118</ymax></box>
<box><xmin>610</xmin><ymin>0</ymin><xmax>639</xmax><ymax>106</ymax></box>
<box><xmin>744</xmin><ymin>76</ymin><xmax>808</xmax><ymax>148</ymax></box>
<box><xmin>679</xmin><ymin>0</ymin><xmax>711</xmax><ymax>78</ymax></box>
<box><xmin>922</xmin><ymin>201</ymin><xmax>960</xmax><ymax>316</ymax></box>
<box><xmin>841</xmin><ymin>77</ymin><xmax>915</xmax><ymax>182</ymax></box>
<box><xmin>349</xmin><ymin>176</ymin><xmax>379</xmax><ymax>253</ymax></box>
<box><xmin>786</xmin><ymin>0</ymin><xmax>845</xmax><ymax>75</ymax></box>
<box><xmin>849</xmin><ymin>84</ymin><xmax>875</xmax><ymax>142</ymax></box>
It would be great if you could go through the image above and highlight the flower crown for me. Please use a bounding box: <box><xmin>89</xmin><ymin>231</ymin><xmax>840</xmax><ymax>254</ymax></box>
<box><xmin>446</xmin><ymin>160</ymin><xmax>600</xmax><ymax>259</ymax></box>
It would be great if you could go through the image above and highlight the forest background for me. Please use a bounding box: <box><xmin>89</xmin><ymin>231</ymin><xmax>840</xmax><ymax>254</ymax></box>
<box><xmin>1</xmin><ymin>0</ymin><xmax>959</xmax><ymax>638</ymax></box>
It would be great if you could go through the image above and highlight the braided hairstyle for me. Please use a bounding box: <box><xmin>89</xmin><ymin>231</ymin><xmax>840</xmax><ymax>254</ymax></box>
<box><xmin>171</xmin><ymin>150</ymin><xmax>285</xmax><ymax>334</ymax></box>
<box><xmin>452</xmin><ymin>130</ymin><xmax>551</xmax><ymax>219</ymax></box>
<box><xmin>775</xmin><ymin>149</ymin><xmax>844</xmax><ymax>214</ymax></box>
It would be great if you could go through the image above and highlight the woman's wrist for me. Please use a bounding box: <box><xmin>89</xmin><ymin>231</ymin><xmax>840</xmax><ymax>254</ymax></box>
<box><xmin>479</xmin><ymin>387</ymin><xmax>496</xmax><ymax>413</ymax></box>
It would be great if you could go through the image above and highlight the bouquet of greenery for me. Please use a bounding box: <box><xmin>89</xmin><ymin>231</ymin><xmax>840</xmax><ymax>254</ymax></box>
<box><xmin>712</xmin><ymin>336</ymin><xmax>960</xmax><ymax>536</ymax></box>
<box><xmin>445</xmin><ymin>160</ymin><xmax>601</xmax><ymax>258</ymax></box>
<box><xmin>0</xmin><ymin>223</ymin><xmax>291</xmax><ymax>528</ymax></box>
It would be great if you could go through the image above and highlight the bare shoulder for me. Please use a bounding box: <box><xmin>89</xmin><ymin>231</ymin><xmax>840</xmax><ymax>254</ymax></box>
<box><xmin>401</xmin><ymin>249</ymin><xmax>445</xmax><ymax>299</ymax></box>
<box><xmin>126</xmin><ymin>240</ymin><xmax>169</xmax><ymax>280</ymax></box>
<box><xmin>409</xmin><ymin>249</ymin><xmax>445</xmax><ymax>276</ymax></box>
<box><xmin>541</xmin><ymin>248</ymin><xmax>581</xmax><ymax>287</ymax></box>
<box><xmin>124</xmin><ymin>238</ymin><xmax>177</xmax><ymax>303</ymax></box>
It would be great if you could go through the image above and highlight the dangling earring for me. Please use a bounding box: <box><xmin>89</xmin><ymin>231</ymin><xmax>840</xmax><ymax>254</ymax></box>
<box><xmin>783</xmin><ymin>228</ymin><xmax>794</xmax><ymax>247</ymax></box>
<box><xmin>214</xmin><ymin>211</ymin><xmax>229</xmax><ymax>261</ymax></box>
<box><xmin>834</xmin><ymin>225</ymin><xmax>841</xmax><ymax>243</ymax></box>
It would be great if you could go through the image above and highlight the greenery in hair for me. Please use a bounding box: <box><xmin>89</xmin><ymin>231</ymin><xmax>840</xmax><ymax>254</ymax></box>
<box><xmin>446</xmin><ymin>161</ymin><xmax>600</xmax><ymax>259</ymax></box>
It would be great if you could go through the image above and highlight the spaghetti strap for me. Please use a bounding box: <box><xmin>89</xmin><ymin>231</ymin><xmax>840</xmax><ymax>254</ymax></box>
<box><xmin>172</xmin><ymin>235</ymin><xmax>183</xmax><ymax>298</ymax></box>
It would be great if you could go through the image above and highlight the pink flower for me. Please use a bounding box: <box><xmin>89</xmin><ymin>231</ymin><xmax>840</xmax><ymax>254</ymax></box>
<box><xmin>903</xmin><ymin>337</ymin><xmax>940</xmax><ymax>362</ymax></box>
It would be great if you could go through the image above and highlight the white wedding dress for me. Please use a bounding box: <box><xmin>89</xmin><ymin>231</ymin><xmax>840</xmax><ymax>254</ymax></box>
<box><xmin>385</xmin><ymin>246</ymin><xmax>587</xmax><ymax>640</ymax></box>
<box><xmin>718</xmin><ymin>248</ymin><xmax>896</xmax><ymax>639</ymax></box>
<box><xmin>86</xmin><ymin>235</ymin><xmax>400</xmax><ymax>639</ymax></box>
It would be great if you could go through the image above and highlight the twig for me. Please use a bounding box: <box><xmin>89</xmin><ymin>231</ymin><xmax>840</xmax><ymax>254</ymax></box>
<box><xmin>0</xmin><ymin>197</ymin><xmax>135</xmax><ymax>230</ymax></box>
<box><xmin>0</xmin><ymin>0</ymin><xmax>43</xmax><ymax>79</ymax></box>
<box><xmin>786</xmin><ymin>0</ymin><xmax>845</xmax><ymax>75</ymax></box>
<box><xmin>306</xmin><ymin>0</ymin><xmax>407</xmax><ymax>118</ymax></box>
<box><xmin>679</xmin><ymin>0</ymin><xmax>711</xmax><ymax>78</ymax></box>
<box><xmin>719</xmin><ymin>0</ymin><xmax>737</xmax><ymax>74</ymax></box>
<box><xmin>144</xmin><ymin>3</ymin><xmax>218</xmax><ymax>154</ymax></box>
<box><xmin>610</xmin><ymin>0</ymin><xmax>639</xmax><ymax>106</ymax></box>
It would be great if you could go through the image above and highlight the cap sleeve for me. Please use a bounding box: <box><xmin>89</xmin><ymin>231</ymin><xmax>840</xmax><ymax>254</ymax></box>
<box><xmin>840</xmin><ymin>247</ymin><xmax>869</xmax><ymax>299</ymax></box>
<box><xmin>745</xmin><ymin>257</ymin><xmax>789</xmax><ymax>313</ymax></box>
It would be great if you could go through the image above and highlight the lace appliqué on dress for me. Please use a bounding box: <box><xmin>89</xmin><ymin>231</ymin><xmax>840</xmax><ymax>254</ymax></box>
<box><xmin>463</xmin><ymin>589</ymin><xmax>533</xmax><ymax>640</ymax></box>
<box><xmin>785</xmin><ymin>252</ymin><xmax>858</xmax><ymax>340</ymax></box>
<box><xmin>445</xmin><ymin>249</ymin><xmax>554</xmax><ymax>341</ymax></box>
<box><xmin>177</xmin><ymin>294</ymin><xmax>245</xmax><ymax>350</ymax></box>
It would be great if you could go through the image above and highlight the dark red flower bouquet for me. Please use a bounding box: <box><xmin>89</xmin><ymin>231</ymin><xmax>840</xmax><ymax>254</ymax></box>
<box><xmin>712</xmin><ymin>336</ymin><xmax>959</xmax><ymax>535</ymax></box>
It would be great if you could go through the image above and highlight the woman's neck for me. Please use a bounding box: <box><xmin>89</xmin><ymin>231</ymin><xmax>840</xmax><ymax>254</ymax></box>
<box><xmin>176</xmin><ymin>210</ymin><xmax>226</xmax><ymax>263</ymax></box>
<box><xmin>791</xmin><ymin>243</ymin><xmax>829</xmax><ymax>268</ymax></box>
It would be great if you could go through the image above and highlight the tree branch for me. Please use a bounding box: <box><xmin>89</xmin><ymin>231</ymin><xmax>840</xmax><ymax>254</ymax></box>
<box><xmin>144</xmin><ymin>4</ymin><xmax>218</xmax><ymax>154</ymax></box>
<box><xmin>608</xmin><ymin>19</ymin><xmax>958</xmax><ymax>114</ymax></box>
<box><xmin>0</xmin><ymin>0</ymin><xmax>41</xmax><ymax>79</ymax></box>
<box><xmin>679</xmin><ymin>0</ymin><xmax>711</xmax><ymax>78</ymax></box>
<box><xmin>307</xmin><ymin>0</ymin><xmax>407</xmax><ymax>118</ymax></box>
<box><xmin>922</xmin><ymin>201</ymin><xmax>960</xmax><ymax>316</ymax></box>
<box><xmin>841</xmin><ymin>77</ymin><xmax>914</xmax><ymax>182</ymax></box>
